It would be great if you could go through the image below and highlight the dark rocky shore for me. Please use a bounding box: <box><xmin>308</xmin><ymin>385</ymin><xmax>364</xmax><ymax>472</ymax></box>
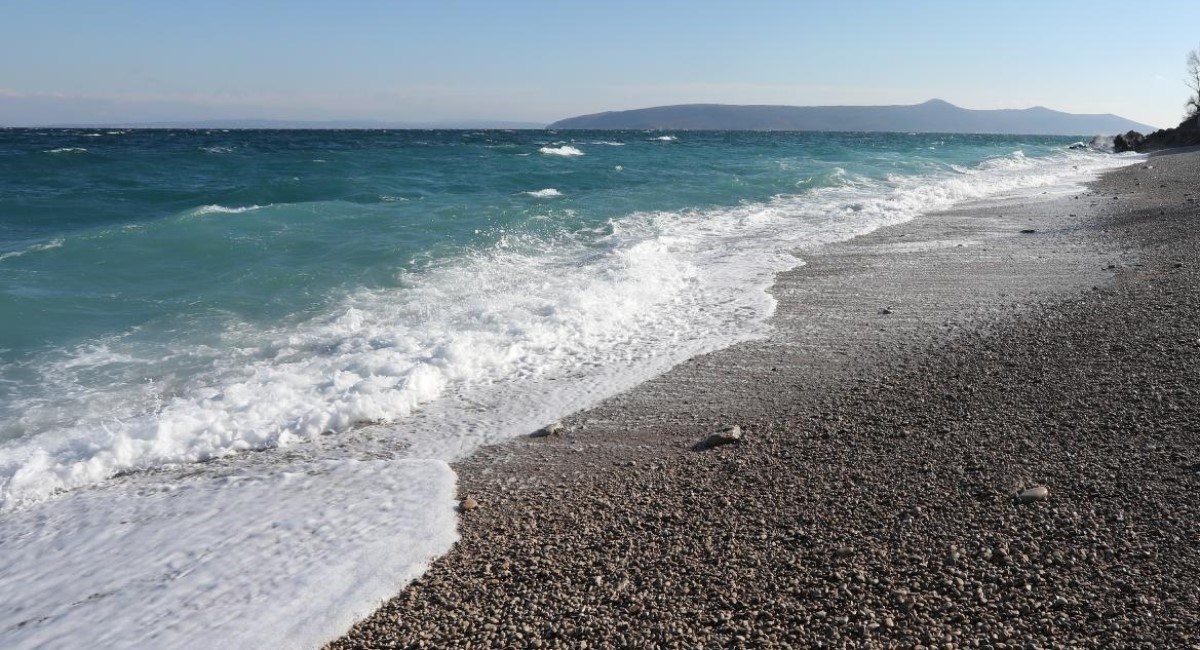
<box><xmin>331</xmin><ymin>150</ymin><xmax>1199</xmax><ymax>649</ymax></box>
<box><xmin>1114</xmin><ymin>114</ymin><xmax>1200</xmax><ymax>153</ymax></box>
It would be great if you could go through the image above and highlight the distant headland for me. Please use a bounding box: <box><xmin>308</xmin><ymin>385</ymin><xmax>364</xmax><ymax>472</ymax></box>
<box><xmin>548</xmin><ymin>99</ymin><xmax>1156</xmax><ymax>135</ymax></box>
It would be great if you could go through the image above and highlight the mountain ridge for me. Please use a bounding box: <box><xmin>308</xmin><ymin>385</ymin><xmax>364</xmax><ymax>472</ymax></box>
<box><xmin>548</xmin><ymin>99</ymin><xmax>1156</xmax><ymax>135</ymax></box>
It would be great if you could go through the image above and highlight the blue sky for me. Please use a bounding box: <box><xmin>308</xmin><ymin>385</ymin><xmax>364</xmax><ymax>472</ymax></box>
<box><xmin>1</xmin><ymin>0</ymin><xmax>1196</xmax><ymax>127</ymax></box>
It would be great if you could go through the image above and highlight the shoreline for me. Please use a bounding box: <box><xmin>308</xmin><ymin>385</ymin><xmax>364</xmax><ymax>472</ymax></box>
<box><xmin>332</xmin><ymin>151</ymin><xmax>1199</xmax><ymax>648</ymax></box>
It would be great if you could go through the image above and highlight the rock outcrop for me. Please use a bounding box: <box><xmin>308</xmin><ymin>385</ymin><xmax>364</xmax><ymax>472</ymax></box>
<box><xmin>1114</xmin><ymin>115</ymin><xmax>1200</xmax><ymax>153</ymax></box>
<box><xmin>1113</xmin><ymin>130</ymin><xmax>1146</xmax><ymax>153</ymax></box>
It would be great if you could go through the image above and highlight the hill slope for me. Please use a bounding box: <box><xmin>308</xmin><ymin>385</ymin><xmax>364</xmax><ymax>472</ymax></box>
<box><xmin>548</xmin><ymin>99</ymin><xmax>1155</xmax><ymax>135</ymax></box>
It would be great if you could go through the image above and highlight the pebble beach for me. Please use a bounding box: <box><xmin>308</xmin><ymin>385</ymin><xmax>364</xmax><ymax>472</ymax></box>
<box><xmin>331</xmin><ymin>148</ymin><xmax>1200</xmax><ymax>649</ymax></box>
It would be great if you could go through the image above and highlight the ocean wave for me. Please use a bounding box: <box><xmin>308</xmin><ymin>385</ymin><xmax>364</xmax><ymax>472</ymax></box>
<box><xmin>43</xmin><ymin>147</ymin><xmax>87</xmax><ymax>154</ymax></box>
<box><xmin>652</xmin><ymin>135</ymin><xmax>677</xmax><ymax>142</ymax></box>
<box><xmin>521</xmin><ymin>188</ymin><xmax>562</xmax><ymax>198</ymax></box>
<box><xmin>589</xmin><ymin>141</ymin><xmax>625</xmax><ymax>146</ymax></box>
<box><xmin>200</xmin><ymin>146</ymin><xmax>235</xmax><ymax>154</ymax></box>
<box><xmin>538</xmin><ymin>145</ymin><xmax>584</xmax><ymax>157</ymax></box>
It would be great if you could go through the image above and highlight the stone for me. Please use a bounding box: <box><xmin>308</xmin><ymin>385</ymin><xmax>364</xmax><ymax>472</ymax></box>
<box><xmin>1016</xmin><ymin>486</ymin><xmax>1049</xmax><ymax>504</ymax></box>
<box><xmin>703</xmin><ymin>425</ymin><xmax>743</xmax><ymax>448</ymax></box>
<box><xmin>1113</xmin><ymin>130</ymin><xmax>1145</xmax><ymax>153</ymax></box>
<box><xmin>532</xmin><ymin>421</ymin><xmax>565</xmax><ymax>437</ymax></box>
<box><xmin>460</xmin><ymin>496</ymin><xmax>479</xmax><ymax>511</ymax></box>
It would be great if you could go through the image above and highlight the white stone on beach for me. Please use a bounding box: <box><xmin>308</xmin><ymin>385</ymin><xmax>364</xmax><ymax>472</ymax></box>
<box><xmin>1017</xmin><ymin>486</ymin><xmax>1049</xmax><ymax>504</ymax></box>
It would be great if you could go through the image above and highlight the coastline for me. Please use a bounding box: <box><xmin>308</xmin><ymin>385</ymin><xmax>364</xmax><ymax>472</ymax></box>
<box><xmin>331</xmin><ymin>150</ymin><xmax>1200</xmax><ymax>648</ymax></box>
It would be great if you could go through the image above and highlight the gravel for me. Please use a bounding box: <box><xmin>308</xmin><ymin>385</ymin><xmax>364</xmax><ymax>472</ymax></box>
<box><xmin>329</xmin><ymin>150</ymin><xmax>1200</xmax><ymax>649</ymax></box>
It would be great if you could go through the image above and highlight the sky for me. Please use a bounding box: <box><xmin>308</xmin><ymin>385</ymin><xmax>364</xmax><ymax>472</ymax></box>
<box><xmin>1</xmin><ymin>0</ymin><xmax>1197</xmax><ymax>128</ymax></box>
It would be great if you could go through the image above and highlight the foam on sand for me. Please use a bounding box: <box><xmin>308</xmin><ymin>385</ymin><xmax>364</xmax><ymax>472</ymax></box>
<box><xmin>0</xmin><ymin>458</ymin><xmax>458</xmax><ymax>650</ymax></box>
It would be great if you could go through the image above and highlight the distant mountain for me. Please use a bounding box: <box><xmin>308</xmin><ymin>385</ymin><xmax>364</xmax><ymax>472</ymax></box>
<box><xmin>38</xmin><ymin>119</ymin><xmax>547</xmax><ymax>130</ymax></box>
<box><xmin>548</xmin><ymin>99</ymin><xmax>1156</xmax><ymax>135</ymax></box>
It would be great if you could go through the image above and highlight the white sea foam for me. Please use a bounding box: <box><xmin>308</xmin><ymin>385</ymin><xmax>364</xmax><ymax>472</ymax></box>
<box><xmin>0</xmin><ymin>238</ymin><xmax>64</xmax><ymax>262</ymax></box>
<box><xmin>0</xmin><ymin>458</ymin><xmax>457</xmax><ymax>650</ymax></box>
<box><xmin>522</xmin><ymin>188</ymin><xmax>562</xmax><ymax>198</ymax></box>
<box><xmin>652</xmin><ymin>135</ymin><xmax>677</xmax><ymax>142</ymax></box>
<box><xmin>200</xmin><ymin>146</ymin><xmax>235</xmax><ymax>154</ymax></box>
<box><xmin>538</xmin><ymin>145</ymin><xmax>584</xmax><ymax>156</ymax></box>
<box><xmin>589</xmin><ymin>140</ymin><xmax>625</xmax><ymax>146</ymax></box>
<box><xmin>44</xmin><ymin>147</ymin><xmax>87</xmax><ymax>154</ymax></box>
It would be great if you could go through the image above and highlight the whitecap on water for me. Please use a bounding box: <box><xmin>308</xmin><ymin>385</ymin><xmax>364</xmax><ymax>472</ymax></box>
<box><xmin>521</xmin><ymin>188</ymin><xmax>562</xmax><ymax>198</ymax></box>
<box><xmin>189</xmin><ymin>204</ymin><xmax>266</xmax><ymax>216</ymax></box>
<box><xmin>538</xmin><ymin>145</ymin><xmax>584</xmax><ymax>156</ymax></box>
<box><xmin>0</xmin><ymin>238</ymin><xmax>65</xmax><ymax>262</ymax></box>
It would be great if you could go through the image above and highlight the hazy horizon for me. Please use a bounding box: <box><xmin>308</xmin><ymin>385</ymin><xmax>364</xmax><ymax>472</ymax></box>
<box><xmin>3</xmin><ymin>1</ymin><xmax>1199</xmax><ymax>130</ymax></box>
<box><xmin>3</xmin><ymin>97</ymin><xmax>1155</xmax><ymax>133</ymax></box>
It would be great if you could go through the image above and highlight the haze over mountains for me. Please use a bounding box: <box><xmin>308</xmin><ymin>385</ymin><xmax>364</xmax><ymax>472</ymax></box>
<box><xmin>549</xmin><ymin>99</ymin><xmax>1156</xmax><ymax>135</ymax></box>
<box><xmin>7</xmin><ymin>100</ymin><xmax>1156</xmax><ymax>135</ymax></box>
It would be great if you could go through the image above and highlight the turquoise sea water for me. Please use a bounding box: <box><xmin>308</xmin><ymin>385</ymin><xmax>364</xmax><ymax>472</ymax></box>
<box><xmin>0</xmin><ymin>128</ymin><xmax>1133</xmax><ymax>647</ymax></box>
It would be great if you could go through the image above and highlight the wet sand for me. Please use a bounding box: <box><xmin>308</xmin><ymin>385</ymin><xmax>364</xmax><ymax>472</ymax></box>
<box><xmin>330</xmin><ymin>150</ymin><xmax>1200</xmax><ymax>648</ymax></box>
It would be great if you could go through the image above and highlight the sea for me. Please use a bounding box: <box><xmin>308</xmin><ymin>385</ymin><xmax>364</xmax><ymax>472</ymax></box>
<box><xmin>0</xmin><ymin>128</ymin><xmax>1134</xmax><ymax>648</ymax></box>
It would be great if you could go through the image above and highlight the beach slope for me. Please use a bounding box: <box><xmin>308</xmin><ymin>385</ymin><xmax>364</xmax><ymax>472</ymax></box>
<box><xmin>332</xmin><ymin>150</ymin><xmax>1200</xmax><ymax>648</ymax></box>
